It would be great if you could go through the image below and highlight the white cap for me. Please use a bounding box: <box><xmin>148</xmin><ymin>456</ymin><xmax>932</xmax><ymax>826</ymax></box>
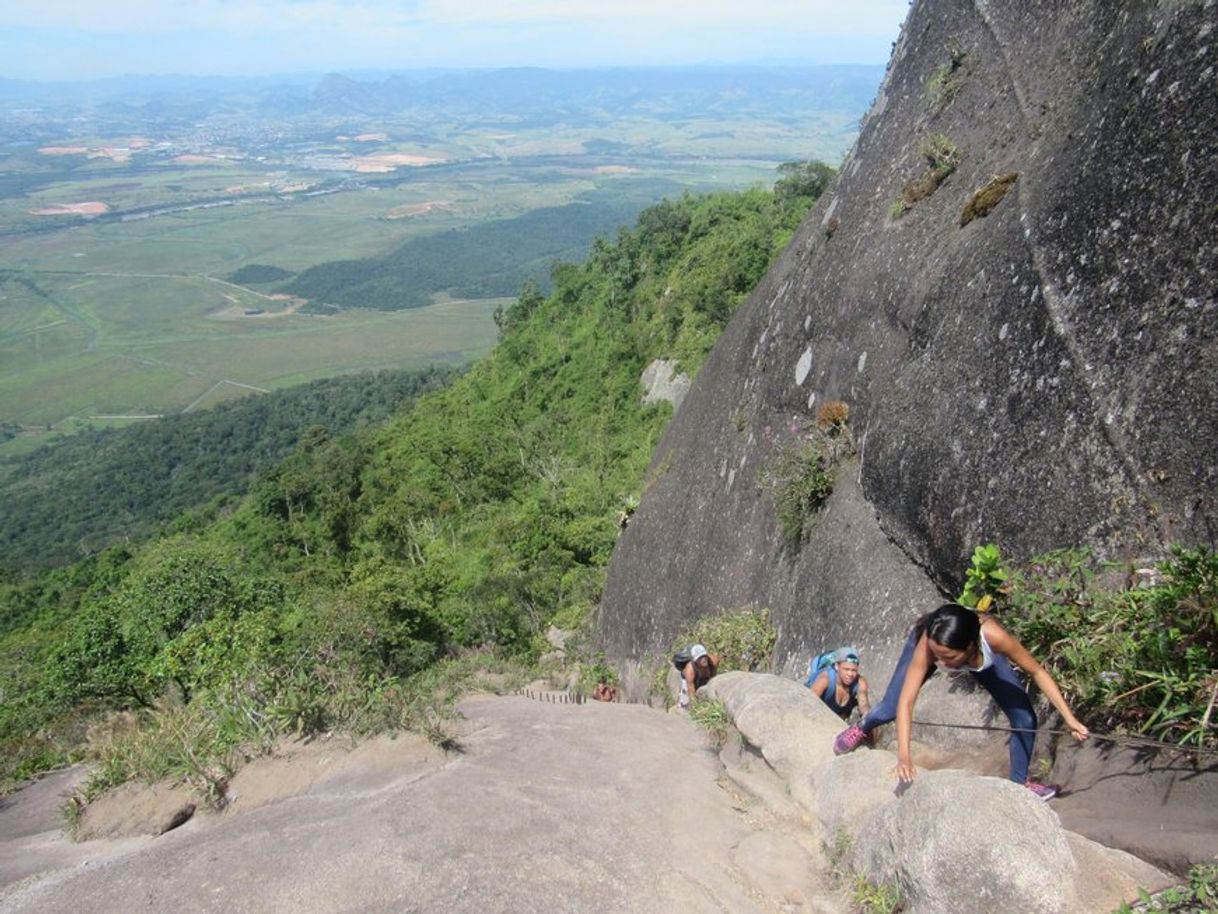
<box><xmin>690</xmin><ymin>644</ymin><xmax>708</xmax><ymax>661</ymax></box>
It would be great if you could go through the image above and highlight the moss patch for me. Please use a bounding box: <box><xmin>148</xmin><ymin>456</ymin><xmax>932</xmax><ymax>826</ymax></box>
<box><xmin>960</xmin><ymin>172</ymin><xmax>1019</xmax><ymax>226</ymax></box>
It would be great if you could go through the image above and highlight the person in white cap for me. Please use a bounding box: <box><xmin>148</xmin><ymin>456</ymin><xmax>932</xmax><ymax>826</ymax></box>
<box><xmin>677</xmin><ymin>643</ymin><xmax>720</xmax><ymax>708</ymax></box>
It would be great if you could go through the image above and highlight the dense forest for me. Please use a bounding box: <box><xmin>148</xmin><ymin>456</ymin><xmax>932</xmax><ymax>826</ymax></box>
<box><xmin>0</xmin><ymin>164</ymin><xmax>831</xmax><ymax>791</ymax></box>
<box><xmin>285</xmin><ymin>189</ymin><xmax>676</xmax><ymax>310</ymax></box>
<box><xmin>0</xmin><ymin>366</ymin><xmax>459</xmax><ymax>569</ymax></box>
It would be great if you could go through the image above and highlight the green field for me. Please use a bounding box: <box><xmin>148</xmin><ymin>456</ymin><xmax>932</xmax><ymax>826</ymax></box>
<box><xmin>0</xmin><ymin>279</ymin><xmax>502</xmax><ymax>422</ymax></box>
<box><xmin>0</xmin><ymin>93</ymin><xmax>863</xmax><ymax>456</ymax></box>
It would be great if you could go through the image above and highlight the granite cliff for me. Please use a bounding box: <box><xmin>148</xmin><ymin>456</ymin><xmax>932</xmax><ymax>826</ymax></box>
<box><xmin>601</xmin><ymin>0</ymin><xmax>1218</xmax><ymax>677</ymax></box>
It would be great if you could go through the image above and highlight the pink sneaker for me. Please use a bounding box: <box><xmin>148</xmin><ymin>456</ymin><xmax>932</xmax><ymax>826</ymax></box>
<box><xmin>1024</xmin><ymin>780</ymin><xmax>1058</xmax><ymax>801</ymax></box>
<box><xmin>833</xmin><ymin>724</ymin><xmax>867</xmax><ymax>755</ymax></box>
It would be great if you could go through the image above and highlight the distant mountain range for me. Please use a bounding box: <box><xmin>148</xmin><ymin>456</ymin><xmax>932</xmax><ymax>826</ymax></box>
<box><xmin>0</xmin><ymin>64</ymin><xmax>884</xmax><ymax>121</ymax></box>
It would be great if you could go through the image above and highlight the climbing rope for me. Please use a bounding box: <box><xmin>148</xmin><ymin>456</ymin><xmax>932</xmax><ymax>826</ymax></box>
<box><xmin>912</xmin><ymin>718</ymin><xmax>1218</xmax><ymax>758</ymax></box>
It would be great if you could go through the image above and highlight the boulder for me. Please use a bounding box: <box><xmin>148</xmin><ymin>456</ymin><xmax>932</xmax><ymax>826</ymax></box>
<box><xmin>640</xmin><ymin>359</ymin><xmax>692</xmax><ymax>411</ymax></box>
<box><xmin>1065</xmin><ymin>832</ymin><xmax>1183</xmax><ymax>914</ymax></box>
<box><xmin>812</xmin><ymin>749</ymin><xmax>904</xmax><ymax>840</ymax></box>
<box><xmin>704</xmin><ymin>674</ymin><xmax>1175</xmax><ymax>914</ymax></box>
<box><xmin>850</xmin><ymin>770</ymin><xmax>1076</xmax><ymax>914</ymax></box>
<box><xmin>702</xmin><ymin>671</ymin><xmax>841</xmax><ymax>808</ymax></box>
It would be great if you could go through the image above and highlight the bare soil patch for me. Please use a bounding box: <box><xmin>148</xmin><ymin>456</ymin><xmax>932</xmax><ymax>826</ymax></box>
<box><xmin>351</xmin><ymin>153</ymin><xmax>446</xmax><ymax>173</ymax></box>
<box><xmin>73</xmin><ymin>731</ymin><xmax>445</xmax><ymax>842</ymax></box>
<box><xmin>385</xmin><ymin>200</ymin><xmax>452</xmax><ymax>219</ymax></box>
<box><xmin>207</xmin><ymin>296</ymin><xmax>307</xmax><ymax>320</ymax></box>
<box><xmin>74</xmin><ymin>781</ymin><xmax>197</xmax><ymax>841</ymax></box>
<box><xmin>29</xmin><ymin>202</ymin><xmax>110</xmax><ymax>216</ymax></box>
<box><xmin>224</xmin><ymin>731</ymin><xmax>445</xmax><ymax>815</ymax></box>
<box><xmin>173</xmin><ymin>155</ymin><xmax>224</xmax><ymax>165</ymax></box>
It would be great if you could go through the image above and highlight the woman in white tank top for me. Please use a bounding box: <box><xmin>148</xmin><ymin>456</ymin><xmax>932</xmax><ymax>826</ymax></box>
<box><xmin>832</xmin><ymin>603</ymin><xmax>1090</xmax><ymax>800</ymax></box>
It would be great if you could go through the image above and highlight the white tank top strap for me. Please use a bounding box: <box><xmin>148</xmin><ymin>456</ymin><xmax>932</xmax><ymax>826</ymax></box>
<box><xmin>971</xmin><ymin>620</ymin><xmax>996</xmax><ymax>672</ymax></box>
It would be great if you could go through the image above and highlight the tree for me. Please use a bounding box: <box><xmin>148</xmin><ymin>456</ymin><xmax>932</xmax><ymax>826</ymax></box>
<box><xmin>774</xmin><ymin>160</ymin><xmax>836</xmax><ymax>208</ymax></box>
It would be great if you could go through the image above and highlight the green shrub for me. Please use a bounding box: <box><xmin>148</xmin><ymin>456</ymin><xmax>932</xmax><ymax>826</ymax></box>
<box><xmin>762</xmin><ymin>438</ymin><xmax>836</xmax><ymax>550</ymax></box>
<box><xmin>920</xmin><ymin>134</ymin><xmax>961</xmax><ymax>174</ymax></box>
<box><xmin>74</xmin><ymin>650</ymin><xmax>533</xmax><ymax>814</ymax></box>
<box><xmin>980</xmin><ymin>545</ymin><xmax>1218</xmax><ymax>749</ymax></box>
<box><xmin>575</xmin><ymin>652</ymin><xmax>619</xmax><ymax>694</ymax></box>
<box><xmin>672</xmin><ymin>606</ymin><xmax>777</xmax><ymax>675</ymax></box>
<box><xmin>826</xmin><ymin>827</ymin><xmax>853</xmax><ymax>872</ymax></box>
<box><xmin>687</xmin><ymin>698</ymin><xmax>732</xmax><ymax>747</ymax></box>
<box><xmin>895</xmin><ymin>134</ymin><xmax>962</xmax><ymax>215</ymax></box>
<box><xmin>1110</xmin><ymin>863</ymin><xmax>1218</xmax><ymax>913</ymax></box>
<box><xmin>851</xmin><ymin>874</ymin><xmax>905</xmax><ymax>914</ymax></box>
<box><xmin>926</xmin><ymin>38</ymin><xmax>967</xmax><ymax>112</ymax></box>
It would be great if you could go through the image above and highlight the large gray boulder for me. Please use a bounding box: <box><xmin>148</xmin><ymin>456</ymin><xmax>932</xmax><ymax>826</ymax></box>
<box><xmin>706</xmin><ymin>673</ymin><xmax>1173</xmax><ymax>914</ymax></box>
<box><xmin>702</xmin><ymin>671</ymin><xmax>843</xmax><ymax>809</ymax></box>
<box><xmin>850</xmin><ymin>770</ymin><xmax>1077</xmax><ymax>914</ymax></box>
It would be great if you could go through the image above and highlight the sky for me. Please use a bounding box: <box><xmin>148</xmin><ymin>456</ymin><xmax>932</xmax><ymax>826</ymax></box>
<box><xmin>0</xmin><ymin>0</ymin><xmax>911</xmax><ymax>82</ymax></box>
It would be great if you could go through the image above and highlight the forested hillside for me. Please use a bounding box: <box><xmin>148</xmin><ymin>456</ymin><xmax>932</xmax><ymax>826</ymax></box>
<box><xmin>0</xmin><ymin>165</ymin><xmax>830</xmax><ymax>790</ymax></box>
<box><xmin>0</xmin><ymin>367</ymin><xmax>459</xmax><ymax>570</ymax></box>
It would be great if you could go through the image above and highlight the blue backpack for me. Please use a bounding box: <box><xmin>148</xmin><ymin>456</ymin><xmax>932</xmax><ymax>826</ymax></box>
<box><xmin>804</xmin><ymin>649</ymin><xmax>859</xmax><ymax>700</ymax></box>
<box><xmin>804</xmin><ymin>650</ymin><xmax>839</xmax><ymax>688</ymax></box>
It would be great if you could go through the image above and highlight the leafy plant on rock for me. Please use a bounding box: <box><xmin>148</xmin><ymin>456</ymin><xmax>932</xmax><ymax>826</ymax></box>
<box><xmin>1111</xmin><ymin>863</ymin><xmax>1218</xmax><ymax>913</ymax></box>
<box><xmin>851</xmin><ymin>874</ymin><xmax>905</xmax><ymax>914</ymax></box>
<box><xmin>760</xmin><ymin>404</ymin><xmax>857</xmax><ymax>551</ymax></box>
<box><xmin>957</xmin><ymin>542</ymin><xmax>1010</xmax><ymax>611</ymax></box>
<box><xmin>892</xmin><ymin>133</ymin><xmax>962</xmax><ymax>217</ymax></box>
<box><xmin>926</xmin><ymin>37</ymin><xmax>967</xmax><ymax>112</ymax></box>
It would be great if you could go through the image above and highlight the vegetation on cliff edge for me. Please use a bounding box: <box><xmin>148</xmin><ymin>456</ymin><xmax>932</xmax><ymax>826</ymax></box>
<box><xmin>0</xmin><ymin>166</ymin><xmax>829</xmax><ymax>794</ymax></box>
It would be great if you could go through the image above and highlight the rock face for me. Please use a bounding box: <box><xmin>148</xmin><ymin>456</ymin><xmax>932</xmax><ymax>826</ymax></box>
<box><xmin>1049</xmin><ymin>740</ymin><xmax>1218</xmax><ymax>873</ymax></box>
<box><xmin>706</xmin><ymin>673</ymin><xmax>1173</xmax><ymax>914</ymax></box>
<box><xmin>600</xmin><ymin>0</ymin><xmax>1218</xmax><ymax>671</ymax></box>
<box><xmin>640</xmin><ymin>358</ymin><xmax>692</xmax><ymax>411</ymax></box>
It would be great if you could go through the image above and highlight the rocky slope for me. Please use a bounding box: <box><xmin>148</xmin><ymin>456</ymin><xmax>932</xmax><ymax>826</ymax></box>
<box><xmin>599</xmin><ymin>0</ymin><xmax>1218</xmax><ymax>873</ymax></box>
<box><xmin>601</xmin><ymin>0</ymin><xmax>1217</xmax><ymax>699</ymax></box>
<box><xmin>0</xmin><ymin>697</ymin><xmax>847</xmax><ymax>914</ymax></box>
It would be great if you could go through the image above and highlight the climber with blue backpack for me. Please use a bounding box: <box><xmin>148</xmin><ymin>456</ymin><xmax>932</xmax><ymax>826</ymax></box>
<box><xmin>805</xmin><ymin>646</ymin><xmax>871</xmax><ymax>721</ymax></box>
